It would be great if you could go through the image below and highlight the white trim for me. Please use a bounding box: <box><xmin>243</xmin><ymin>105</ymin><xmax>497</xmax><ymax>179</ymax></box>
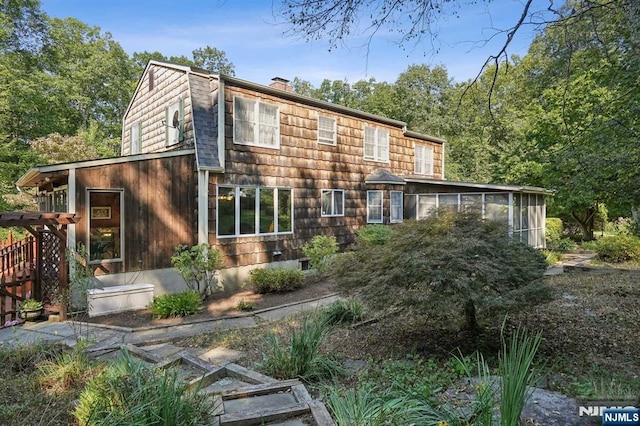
<box><xmin>441</xmin><ymin>141</ymin><xmax>446</xmax><ymax>180</ymax></box>
<box><xmin>366</xmin><ymin>190</ymin><xmax>384</xmax><ymax>224</ymax></box>
<box><xmin>233</xmin><ymin>96</ymin><xmax>280</xmax><ymax>149</ymax></box>
<box><xmin>317</xmin><ymin>113</ymin><xmax>337</xmax><ymax>146</ymax></box>
<box><xmin>508</xmin><ymin>192</ymin><xmax>514</xmax><ymax>236</ymax></box>
<box><xmin>402</xmin><ymin>176</ymin><xmax>552</xmax><ymax>195</ymax></box>
<box><xmin>320</xmin><ymin>189</ymin><xmax>345</xmax><ymax>217</ymax></box>
<box><xmin>86</xmin><ymin>188</ymin><xmax>124</xmax><ymax>265</ymax></box>
<box><xmin>218</xmin><ymin>79</ymin><xmax>226</xmax><ymax>170</ymax></box>
<box><xmin>198</xmin><ymin>171</ymin><xmax>209</xmax><ymax>244</ymax></box>
<box><xmin>390</xmin><ymin>190</ymin><xmax>403</xmax><ymax>223</ymax></box>
<box><xmin>67</xmin><ymin>168</ymin><xmax>76</xmax><ymax>250</ymax></box>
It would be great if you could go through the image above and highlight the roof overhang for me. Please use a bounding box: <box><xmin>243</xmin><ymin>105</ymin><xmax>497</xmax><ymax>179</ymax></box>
<box><xmin>365</xmin><ymin>169</ymin><xmax>406</xmax><ymax>185</ymax></box>
<box><xmin>16</xmin><ymin>150</ymin><xmax>195</xmax><ymax>188</ymax></box>
<box><xmin>402</xmin><ymin>176</ymin><xmax>553</xmax><ymax>195</ymax></box>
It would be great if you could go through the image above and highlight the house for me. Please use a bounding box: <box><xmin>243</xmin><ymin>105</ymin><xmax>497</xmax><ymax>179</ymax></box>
<box><xmin>16</xmin><ymin>61</ymin><xmax>549</xmax><ymax>294</ymax></box>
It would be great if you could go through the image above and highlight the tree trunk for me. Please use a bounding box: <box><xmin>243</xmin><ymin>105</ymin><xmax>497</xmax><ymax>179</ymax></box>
<box><xmin>464</xmin><ymin>300</ymin><xmax>479</xmax><ymax>333</ymax></box>
<box><xmin>571</xmin><ymin>207</ymin><xmax>596</xmax><ymax>241</ymax></box>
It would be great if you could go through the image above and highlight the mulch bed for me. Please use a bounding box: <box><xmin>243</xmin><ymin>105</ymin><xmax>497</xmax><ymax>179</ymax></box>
<box><xmin>82</xmin><ymin>278</ymin><xmax>337</xmax><ymax>329</ymax></box>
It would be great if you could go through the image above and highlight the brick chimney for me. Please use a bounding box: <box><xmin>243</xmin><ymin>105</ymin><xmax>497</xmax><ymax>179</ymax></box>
<box><xmin>269</xmin><ymin>77</ymin><xmax>293</xmax><ymax>92</ymax></box>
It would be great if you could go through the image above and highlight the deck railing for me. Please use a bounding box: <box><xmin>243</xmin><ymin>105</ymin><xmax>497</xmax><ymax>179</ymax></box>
<box><xmin>0</xmin><ymin>236</ymin><xmax>37</xmax><ymax>325</ymax></box>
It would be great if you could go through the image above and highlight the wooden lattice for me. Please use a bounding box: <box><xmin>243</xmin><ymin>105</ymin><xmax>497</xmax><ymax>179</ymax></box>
<box><xmin>39</xmin><ymin>230</ymin><xmax>61</xmax><ymax>303</ymax></box>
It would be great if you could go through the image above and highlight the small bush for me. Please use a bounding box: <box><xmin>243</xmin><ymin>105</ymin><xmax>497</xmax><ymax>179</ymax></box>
<box><xmin>556</xmin><ymin>237</ymin><xmax>578</xmax><ymax>251</ymax></box>
<box><xmin>545</xmin><ymin>217</ymin><xmax>563</xmax><ymax>245</ymax></box>
<box><xmin>249</xmin><ymin>267</ymin><xmax>305</xmax><ymax>294</ymax></box>
<box><xmin>171</xmin><ymin>243</ymin><xmax>224</xmax><ymax>298</ymax></box>
<box><xmin>542</xmin><ymin>250</ymin><xmax>562</xmax><ymax>266</ymax></box>
<box><xmin>356</xmin><ymin>225</ymin><xmax>393</xmax><ymax>246</ymax></box>
<box><xmin>150</xmin><ymin>291</ymin><xmax>202</xmax><ymax>318</ymax></box>
<box><xmin>74</xmin><ymin>349</ymin><xmax>214</xmax><ymax>425</ymax></box>
<box><xmin>322</xmin><ymin>299</ymin><xmax>365</xmax><ymax>325</ymax></box>
<box><xmin>302</xmin><ymin>235</ymin><xmax>339</xmax><ymax>274</ymax></box>
<box><xmin>260</xmin><ymin>313</ymin><xmax>344</xmax><ymax>381</ymax></box>
<box><xmin>38</xmin><ymin>341</ymin><xmax>97</xmax><ymax>394</ymax></box>
<box><xmin>595</xmin><ymin>235</ymin><xmax>640</xmax><ymax>263</ymax></box>
<box><xmin>236</xmin><ymin>299</ymin><xmax>254</xmax><ymax>311</ymax></box>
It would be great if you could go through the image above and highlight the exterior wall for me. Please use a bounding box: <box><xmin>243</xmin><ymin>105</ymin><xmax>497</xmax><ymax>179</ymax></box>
<box><xmin>122</xmin><ymin>64</ymin><xmax>194</xmax><ymax>155</ymax></box>
<box><xmin>74</xmin><ymin>154</ymin><xmax>198</xmax><ymax>275</ymax></box>
<box><xmin>207</xmin><ymin>82</ymin><xmax>444</xmax><ymax>268</ymax></box>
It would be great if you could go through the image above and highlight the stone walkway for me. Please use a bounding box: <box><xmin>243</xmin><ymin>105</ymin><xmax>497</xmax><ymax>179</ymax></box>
<box><xmin>0</xmin><ymin>294</ymin><xmax>341</xmax><ymax>350</ymax></box>
<box><xmin>0</xmin><ymin>293</ymin><xmax>341</xmax><ymax>425</ymax></box>
<box><xmin>544</xmin><ymin>251</ymin><xmax>595</xmax><ymax>276</ymax></box>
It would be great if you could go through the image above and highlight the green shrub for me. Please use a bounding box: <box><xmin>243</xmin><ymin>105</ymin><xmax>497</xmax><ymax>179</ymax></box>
<box><xmin>38</xmin><ymin>341</ymin><xmax>96</xmax><ymax>394</ymax></box>
<box><xmin>545</xmin><ymin>217</ymin><xmax>563</xmax><ymax>245</ymax></box>
<box><xmin>335</xmin><ymin>213</ymin><xmax>550</xmax><ymax>332</ymax></box>
<box><xmin>249</xmin><ymin>267</ymin><xmax>305</xmax><ymax>294</ymax></box>
<box><xmin>302</xmin><ymin>235</ymin><xmax>339</xmax><ymax>274</ymax></box>
<box><xmin>556</xmin><ymin>237</ymin><xmax>578</xmax><ymax>251</ymax></box>
<box><xmin>355</xmin><ymin>225</ymin><xmax>393</xmax><ymax>246</ymax></box>
<box><xmin>542</xmin><ymin>249</ymin><xmax>562</xmax><ymax>266</ymax></box>
<box><xmin>74</xmin><ymin>349</ymin><xmax>214</xmax><ymax>426</ymax></box>
<box><xmin>171</xmin><ymin>243</ymin><xmax>224</xmax><ymax>298</ymax></box>
<box><xmin>260</xmin><ymin>314</ymin><xmax>344</xmax><ymax>381</ymax></box>
<box><xmin>236</xmin><ymin>299</ymin><xmax>254</xmax><ymax>311</ymax></box>
<box><xmin>150</xmin><ymin>291</ymin><xmax>202</xmax><ymax>318</ymax></box>
<box><xmin>595</xmin><ymin>235</ymin><xmax>640</xmax><ymax>263</ymax></box>
<box><xmin>322</xmin><ymin>299</ymin><xmax>365</xmax><ymax>325</ymax></box>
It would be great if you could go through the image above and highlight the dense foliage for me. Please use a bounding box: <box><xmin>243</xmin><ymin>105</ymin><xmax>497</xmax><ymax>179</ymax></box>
<box><xmin>171</xmin><ymin>244</ymin><xmax>224</xmax><ymax>298</ymax></box>
<box><xmin>335</xmin><ymin>214</ymin><xmax>550</xmax><ymax>331</ymax></box>
<box><xmin>301</xmin><ymin>235</ymin><xmax>339</xmax><ymax>274</ymax></box>
<box><xmin>149</xmin><ymin>291</ymin><xmax>202</xmax><ymax>318</ymax></box>
<box><xmin>594</xmin><ymin>235</ymin><xmax>640</xmax><ymax>263</ymax></box>
<box><xmin>249</xmin><ymin>267</ymin><xmax>305</xmax><ymax>293</ymax></box>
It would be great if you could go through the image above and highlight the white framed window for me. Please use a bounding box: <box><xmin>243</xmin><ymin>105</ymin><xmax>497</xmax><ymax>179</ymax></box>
<box><xmin>318</xmin><ymin>114</ymin><xmax>337</xmax><ymax>145</ymax></box>
<box><xmin>130</xmin><ymin>121</ymin><xmax>141</xmax><ymax>154</ymax></box>
<box><xmin>364</xmin><ymin>125</ymin><xmax>389</xmax><ymax>162</ymax></box>
<box><xmin>165</xmin><ymin>99</ymin><xmax>183</xmax><ymax>146</ymax></box>
<box><xmin>367</xmin><ymin>190</ymin><xmax>383</xmax><ymax>223</ymax></box>
<box><xmin>321</xmin><ymin>189</ymin><xmax>344</xmax><ymax>217</ymax></box>
<box><xmin>390</xmin><ymin>191</ymin><xmax>403</xmax><ymax>223</ymax></box>
<box><xmin>415</xmin><ymin>144</ymin><xmax>434</xmax><ymax>175</ymax></box>
<box><xmin>217</xmin><ymin>186</ymin><xmax>293</xmax><ymax>237</ymax></box>
<box><xmin>233</xmin><ymin>96</ymin><xmax>280</xmax><ymax>149</ymax></box>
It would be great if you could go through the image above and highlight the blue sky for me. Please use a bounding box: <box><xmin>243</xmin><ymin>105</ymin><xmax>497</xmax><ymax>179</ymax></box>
<box><xmin>40</xmin><ymin>0</ymin><xmax>547</xmax><ymax>86</ymax></box>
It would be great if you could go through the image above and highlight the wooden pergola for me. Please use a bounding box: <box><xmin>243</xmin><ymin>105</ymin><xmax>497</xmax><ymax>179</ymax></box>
<box><xmin>0</xmin><ymin>211</ymin><xmax>78</xmax><ymax>320</ymax></box>
<box><xmin>0</xmin><ymin>211</ymin><xmax>77</xmax><ymax>239</ymax></box>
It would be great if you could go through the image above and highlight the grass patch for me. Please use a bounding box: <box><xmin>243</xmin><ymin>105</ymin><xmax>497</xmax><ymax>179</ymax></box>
<box><xmin>321</xmin><ymin>299</ymin><xmax>365</xmax><ymax>325</ymax></box>
<box><xmin>259</xmin><ymin>313</ymin><xmax>344</xmax><ymax>381</ymax></box>
<box><xmin>74</xmin><ymin>349</ymin><xmax>214</xmax><ymax>425</ymax></box>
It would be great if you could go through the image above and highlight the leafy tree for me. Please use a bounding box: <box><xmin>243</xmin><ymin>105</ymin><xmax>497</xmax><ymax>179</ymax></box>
<box><xmin>335</xmin><ymin>213</ymin><xmax>549</xmax><ymax>332</ymax></box>
<box><xmin>30</xmin><ymin>132</ymin><xmax>99</xmax><ymax>164</ymax></box>
<box><xmin>132</xmin><ymin>45</ymin><xmax>235</xmax><ymax>76</ymax></box>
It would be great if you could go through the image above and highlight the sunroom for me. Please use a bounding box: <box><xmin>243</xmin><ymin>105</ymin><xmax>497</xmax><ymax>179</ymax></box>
<box><xmin>404</xmin><ymin>178</ymin><xmax>551</xmax><ymax>248</ymax></box>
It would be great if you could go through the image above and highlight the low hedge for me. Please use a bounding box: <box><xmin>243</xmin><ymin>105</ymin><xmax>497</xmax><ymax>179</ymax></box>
<box><xmin>249</xmin><ymin>267</ymin><xmax>305</xmax><ymax>294</ymax></box>
<box><xmin>595</xmin><ymin>235</ymin><xmax>640</xmax><ymax>263</ymax></box>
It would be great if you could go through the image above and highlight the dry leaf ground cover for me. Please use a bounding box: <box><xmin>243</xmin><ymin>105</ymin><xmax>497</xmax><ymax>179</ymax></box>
<box><xmin>178</xmin><ymin>269</ymin><xmax>640</xmax><ymax>400</ymax></box>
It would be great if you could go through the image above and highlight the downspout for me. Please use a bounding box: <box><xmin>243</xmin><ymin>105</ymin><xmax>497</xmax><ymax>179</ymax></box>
<box><xmin>218</xmin><ymin>78</ymin><xmax>226</xmax><ymax>170</ymax></box>
<box><xmin>68</xmin><ymin>169</ymin><xmax>76</xmax><ymax>250</ymax></box>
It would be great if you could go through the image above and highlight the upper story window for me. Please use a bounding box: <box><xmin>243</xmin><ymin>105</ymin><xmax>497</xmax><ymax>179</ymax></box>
<box><xmin>321</xmin><ymin>189</ymin><xmax>344</xmax><ymax>217</ymax></box>
<box><xmin>234</xmin><ymin>96</ymin><xmax>280</xmax><ymax>149</ymax></box>
<box><xmin>364</xmin><ymin>125</ymin><xmax>389</xmax><ymax>162</ymax></box>
<box><xmin>415</xmin><ymin>144</ymin><xmax>434</xmax><ymax>175</ymax></box>
<box><xmin>130</xmin><ymin>122</ymin><xmax>141</xmax><ymax>155</ymax></box>
<box><xmin>318</xmin><ymin>115</ymin><xmax>337</xmax><ymax>145</ymax></box>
